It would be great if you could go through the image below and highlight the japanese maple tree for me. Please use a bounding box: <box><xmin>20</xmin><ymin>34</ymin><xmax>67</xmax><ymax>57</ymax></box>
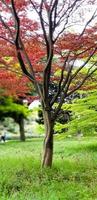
<box><xmin>0</xmin><ymin>0</ymin><xmax>97</xmax><ymax>167</ymax></box>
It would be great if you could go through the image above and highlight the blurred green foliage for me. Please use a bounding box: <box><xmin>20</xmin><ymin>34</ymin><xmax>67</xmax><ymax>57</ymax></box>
<box><xmin>60</xmin><ymin>90</ymin><xmax>97</xmax><ymax>136</ymax></box>
<box><xmin>0</xmin><ymin>97</ymin><xmax>29</xmax><ymax>119</ymax></box>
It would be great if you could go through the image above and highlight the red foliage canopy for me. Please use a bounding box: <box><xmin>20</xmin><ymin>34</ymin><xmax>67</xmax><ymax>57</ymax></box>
<box><xmin>0</xmin><ymin>0</ymin><xmax>97</xmax><ymax>105</ymax></box>
<box><xmin>0</xmin><ymin>69</ymin><xmax>30</xmax><ymax>99</ymax></box>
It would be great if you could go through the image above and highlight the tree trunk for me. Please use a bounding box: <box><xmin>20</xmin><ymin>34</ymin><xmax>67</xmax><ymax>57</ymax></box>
<box><xmin>42</xmin><ymin>111</ymin><xmax>54</xmax><ymax>167</ymax></box>
<box><xmin>19</xmin><ymin>115</ymin><xmax>25</xmax><ymax>141</ymax></box>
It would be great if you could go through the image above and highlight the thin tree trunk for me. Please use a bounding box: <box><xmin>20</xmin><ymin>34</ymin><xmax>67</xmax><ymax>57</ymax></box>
<box><xmin>19</xmin><ymin>115</ymin><xmax>25</xmax><ymax>141</ymax></box>
<box><xmin>42</xmin><ymin>111</ymin><xmax>54</xmax><ymax>167</ymax></box>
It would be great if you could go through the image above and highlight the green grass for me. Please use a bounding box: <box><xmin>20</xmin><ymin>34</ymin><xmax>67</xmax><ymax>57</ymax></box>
<box><xmin>0</xmin><ymin>137</ymin><xmax>97</xmax><ymax>199</ymax></box>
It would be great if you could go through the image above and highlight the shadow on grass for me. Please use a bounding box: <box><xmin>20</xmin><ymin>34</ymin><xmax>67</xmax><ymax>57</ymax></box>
<box><xmin>66</xmin><ymin>145</ymin><xmax>97</xmax><ymax>156</ymax></box>
<box><xmin>84</xmin><ymin>143</ymin><xmax>97</xmax><ymax>152</ymax></box>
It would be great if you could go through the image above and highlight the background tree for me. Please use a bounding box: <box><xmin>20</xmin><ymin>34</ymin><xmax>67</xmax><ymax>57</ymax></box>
<box><xmin>0</xmin><ymin>0</ymin><xmax>97</xmax><ymax>167</ymax></box>
<box><xmin>0</xmin><ymin>69</ymin><xmax>31</xmax><ymax>141</ymax></box>
<box><xmin>0</xmin><ymin>97</ymin><xmax>29</xmax><ymax>141</ymax></box>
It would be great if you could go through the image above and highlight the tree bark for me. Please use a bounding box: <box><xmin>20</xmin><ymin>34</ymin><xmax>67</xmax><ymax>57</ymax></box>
<box><xmin>42</xmin><ymin>111</ymin><xmax>54</xmax><ymax>167</ymax></box>
<box><xmin>19</xmin><ymin>115</ymin><xmax>25</xmax><ymax>141</ymax></box>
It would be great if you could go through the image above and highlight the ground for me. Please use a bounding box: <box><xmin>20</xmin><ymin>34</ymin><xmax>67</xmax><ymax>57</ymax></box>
<box><xmin>0</xmin><ymin>137</ymin><xmax>97</xmax><ymax>200</ymax></box>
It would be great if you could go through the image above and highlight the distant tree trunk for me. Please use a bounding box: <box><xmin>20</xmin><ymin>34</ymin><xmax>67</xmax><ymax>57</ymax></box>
<box><xmin>19</xmin><ymin>115</ymin><xmax>25</xmax><ymax>141</ymax></box>
<box><xmin>42</xmin><ymin>110</ymin><xmax>54</xmax><ymax>167</ymax></box>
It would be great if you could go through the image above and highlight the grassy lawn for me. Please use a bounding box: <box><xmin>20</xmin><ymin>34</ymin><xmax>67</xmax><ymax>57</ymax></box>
<box><xmin>0</xmin><ymin>137</ymin><xmax>97</xmax><ymax>200</ymax></box>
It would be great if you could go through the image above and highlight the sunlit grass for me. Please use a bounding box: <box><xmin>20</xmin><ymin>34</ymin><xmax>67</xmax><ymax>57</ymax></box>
<box><xmin>0</xmin><ymin>137</ymin><xmax>97</xmax><ymax>200</ymax></box>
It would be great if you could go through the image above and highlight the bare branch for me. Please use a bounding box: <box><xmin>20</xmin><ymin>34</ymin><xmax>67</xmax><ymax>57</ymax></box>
<box><xmin>79</xmin><ymin>8</ymin><xmax>97</xmax><ymax>39</ymax></box>
<box><xmin>11</xmin><ymin>0</ymin><xmax>20</xmax><ymax>48</ymax></box>
<box><xmin>67</xmin><ymin>65</ymin><xmax>97</xmax><ymax>97</ymax></box>
<box><xmin>0</xmin><ymin>36</ymin><xmax>14</xmax><ymax>45</ymax></box>
<box><xmin>71</xmin><ymin>47</ymin><xmax>97</xmax><ymax>81</ymax></box>
<box><xmin>53</xmin><ymin>0</ymin><xmax>82</xmax><ymax>42</ymax></box>
<box><xmin>1</xmin><ymin>0</ymin><xmax>12</xmax><ymax>11</ymax></box>
<box><xmin>10</xmin><ymin>0</ymin><xmax>45</xmax><ymax>102</ymax></box>
<box><xmin>50</xmin><ymin>51</ymin><xmax>71</xmax><ymax>106</ymax></box>
<box><xmin>0</xmin><ymin>14</ymin><xmax>14</xmax><ymax>40</ymax></box>
<box><xmin>52</xmin><ymin>46</ymin><xmax>97</xmax><ymax>119</ymax></box>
